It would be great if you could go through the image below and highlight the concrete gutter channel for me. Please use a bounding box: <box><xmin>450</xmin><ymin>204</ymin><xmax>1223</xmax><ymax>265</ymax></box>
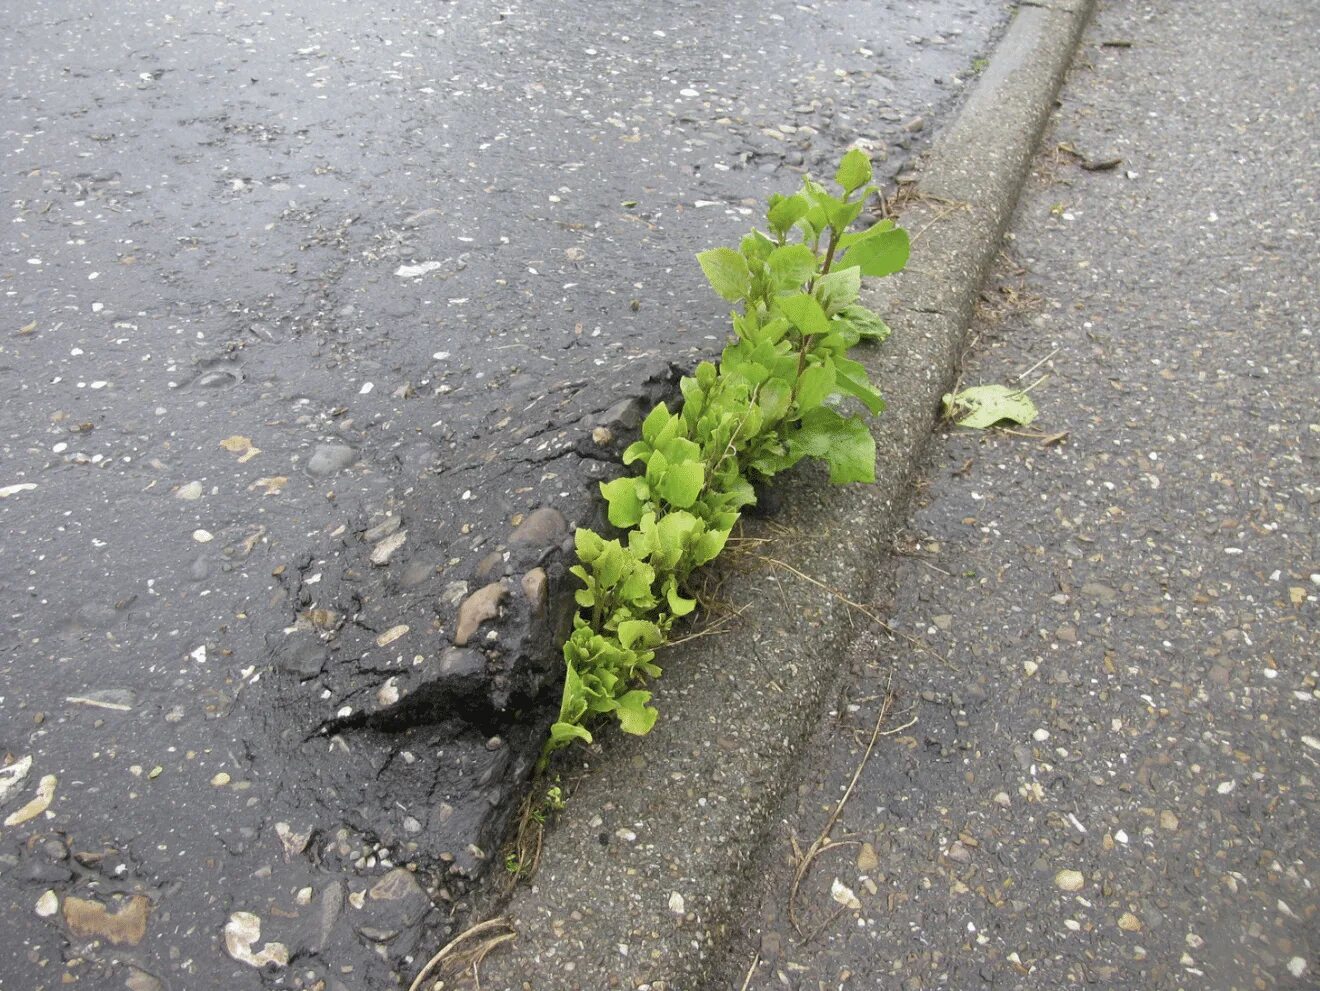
<box><xmin>451</xmin><ymin>2</ymin><xmax>1098</xmax><ymax>988</ymax></box>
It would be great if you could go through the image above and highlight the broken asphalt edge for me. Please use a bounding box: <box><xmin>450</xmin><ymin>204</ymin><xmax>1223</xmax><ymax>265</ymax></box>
<box><xmin>466</xmin><ymin>2</ymin><xmax>1098</xmax><ymax>988</ymax></box>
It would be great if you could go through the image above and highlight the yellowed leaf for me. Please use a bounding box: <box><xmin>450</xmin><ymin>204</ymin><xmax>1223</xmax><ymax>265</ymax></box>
<box><xmin>249</xmin><ymin>476</ymin><xmax>288</xmax><ymax>496</ymax></box>
<box><xmin>220</xmin><ymin>435</ymin><xmax>261</xmax><ymax>463</ymax></box>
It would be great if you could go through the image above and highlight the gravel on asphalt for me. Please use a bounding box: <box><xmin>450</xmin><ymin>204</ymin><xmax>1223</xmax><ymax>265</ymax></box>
<box><xmin>714</xmin><ymin>1</ymin><xmax>1318</xmax><ymax>988</ymax></box>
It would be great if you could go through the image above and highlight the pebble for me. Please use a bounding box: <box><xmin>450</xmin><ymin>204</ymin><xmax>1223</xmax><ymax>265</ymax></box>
<box><xmin>830</xmin><ymin>878</ymin><xmax>862</xmax><ymax>910</ymax></box>
<box><xmin>211</xmin><ymin>771</ymin><xmax>231</xmax><ymax>787</ymax></box>
<box><xmin>375</xmin><ymin>624</ymin><xmax>409</xmax><ymax>647</ymax></box>
<box><xmin>363</xmin><ymin>515</ymin><xmax>402</xmax><ymax>543</ymax></box>
<box><xmin>1054</xmin><ymin>869</ymin><xmax>1085</xmax><ymax>892</ymax></box>
<box><xmin>370</xmin><ymin>529</ymin><xmax>407</xmax><ymax>566</ymax></box>
<box><xmin>306</xmin><ymin>444</ymin><xmax>358</xmax><ymax>477</ymax></box>
<box><xmin>175</xmin><ymin>481</ymin><xmax>203</xmax><ymax>500</ymax></box>
<box><xmin>1118</xmin><ymin>912</ymin><xmax>1142</xmax><ymax>932</ymax></box>
<box><xmin>192</xmin><ymin>529</ymin><xmax>214</xmax><ymax>543</ymax></box>
<box><xmin>35</xmin><ymin>890</ymin><xmax>59</xmax><ymax>917</ymax></box>
<box><xmin>508</xmin><ymin>506</ymin><xmax>568</xmax><ymax>546</ymax></box>
<box><xmin>454</xmin><ymin>581</ymin><xmax>508</xmax><ymax>645</ymax></box>
<box><xmin>520</xmin><ymin>567</ymin><xmax>548</xmax><ymax>614</ymax></box>
<box><xmin>857</xmin><ymin>842</ymin><xmax>879</xmax><ymax>871</ymax></box>
<box><xmin>395</xmin><ymin>260</ymin><xmax>446</xmax><ymax>278</ymax></box>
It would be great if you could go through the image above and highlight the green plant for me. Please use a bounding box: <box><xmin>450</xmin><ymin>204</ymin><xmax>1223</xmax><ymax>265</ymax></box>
<box><xmin>543</xmin><ymin>151</ymin><xmax>909</xmax><ymax>765</ymax></box>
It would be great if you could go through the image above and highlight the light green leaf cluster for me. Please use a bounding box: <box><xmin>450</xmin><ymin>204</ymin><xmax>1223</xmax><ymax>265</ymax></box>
<box><xmin>545</xmin><ymin>152</ymin><xmax>909</xmax><ymax>764</ymax></box>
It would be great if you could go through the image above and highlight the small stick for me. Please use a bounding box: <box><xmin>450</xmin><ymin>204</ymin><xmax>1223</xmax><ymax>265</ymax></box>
<box><xmin>1014</xmin><ymin>347</ymin><xmax>1060</xmax><ymax>382</ymax></box>
<box><xmin>407</xmin><ymin>918</ymin><xmax>515</xmax><ymax>991</ymax></box>
<box><xmin>788</xmin><ymin>674</ymin><xmax>894</xmax><ymax>932</ymax></box>
<box><xmin>739</xmin><ymin>951</ymin><xmax>761</xmax><ymax>991</ymax></box>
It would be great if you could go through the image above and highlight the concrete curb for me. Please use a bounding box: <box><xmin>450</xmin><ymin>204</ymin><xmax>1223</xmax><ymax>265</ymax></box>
<box><xmin>468</xmin><ymin>2</ymin><xmax>1096</xmax><ymax>987</ymax></box>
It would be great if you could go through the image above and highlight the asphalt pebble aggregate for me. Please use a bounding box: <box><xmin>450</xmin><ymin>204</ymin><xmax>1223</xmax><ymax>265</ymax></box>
<box><xmin>0</xmin><ymin>0</ymin><xmax>1006</xmax><ymax>987</ymax></box>
<box><xmin>716</xmin><ymin>1</ymin><xmax>1318</xmax><ymax>988</ymax></box>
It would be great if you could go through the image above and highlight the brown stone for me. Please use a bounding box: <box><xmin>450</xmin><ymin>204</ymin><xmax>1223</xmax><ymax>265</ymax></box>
<box><xmin>508</xmin><ymin>507</ymin><xmax>567</xmax><ymax>546</ymax></box>
<box><xmin>62</xmin><ymin>894</ymin><xmax>151</xmax><ymax>946</ymax></box>
<box><xmin>520</xmin><ymin>568</ymin><xmax>548</xmax><ymax>615</ymax></box>
<box><xmin>453</xmin><ymin>582</ymin><xmax>508</xmax><ymax>645</ymax></box>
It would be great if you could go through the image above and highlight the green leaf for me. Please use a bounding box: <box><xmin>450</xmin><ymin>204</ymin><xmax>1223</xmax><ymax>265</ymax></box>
<box><xmin>814</xmin><ymin>267</ymin><xmax>861</xmax><ymax>315</ymax></box>
<box><xmin>777</xmin><ymin>293</ymin><xmax>830</xmax><ymax>337</ymax></box>
<box><xmin>834</xmin><ymin>149</ymin><xmax>873</xmax><ymax>194</ymax></box>
<box><xmin>690</xmin><ymin>527</ymin><xmax>730</xmax><ymax>568</ymax></box>
<box><xmin>617</xmin><ymin>619</ymin><xmax>664</xmax><ymax>651</ymax></box>
<box><xmin>837</xmin><ymin>218</ymin><xmax>896</xmax><ymax>250</ymax></box>
<box><xmin>758</xmin><ymin>377</ymin><xmax>793</xmax><ymax>424</ymax></box>
<box><xmin>832</xmin><ymin>356</ymin><xmax>885</xmax><ymax>415</ymax></box>
<box><xmin>802</xmin><ymin>204</ymin><xmax>828</xmax><ymax>237</ymax></box>
<box><xmin>574</xmin><ymin>527</ymin><xmax>605</xmax><ymax>563</ymax></box>
<box><xmin>791</xmin><ymin>407</ymin><xmax>877</xmax><ymax>484</ymax></box>
<box><xmin>840</xmin><ymin>228</ymin><xmax>910</xmax><ymax>278</ymax></box>
<box><xmin>941</xmin><ymin>384</ymin><xmax>1038</xmax><ymax>429</ymax></box>
<box><xmin>665</xmin><ymin>579</ymin><xmax>697</xmax><ymax>616</ymax></box>
<box><xmin>615</xmin><ymin>690</ymin><xmax>658</xmax><ymax>735</ymax></box>
<box><xmin>600</xmin><ymin>476</ymin><xmax>646</xmax><ymax>528</ymax></box>
<box><xmin>696</xmin><ymin>247</ymin><xmax>751</xmax><ymax>302</ymax></box>
<box><xmin>795</xmin><ymin>362</ymin><xmax>836</xmax><ymax>412</ymax></box>
<box><xmin>768</xmin><ymin>244</ymin><xmax>819</xmax><ymax>291</ymax></box>
<box><xmin>767</xmin><ymin>193</ymin><xmax>810</xmax><ymax>237</ymax></box>
<box><xmin>837</xmin><ymin>304</ymin><xmax>891</xmax><ymax>343</ymax></box>
<box><xmin>739</xmin><ymin>230</ymin><xmax>775</xmax><ymax>263</ymax></box>
<box><xmin>825</xmin><ymin>198</ymin><xmax>866</xmax><ymax>234</ymax></box>
<box><xmin>642</xmin><ymin>401</ymin><xmax>671</xmax><ymax>443</ymax></box>
<box><xmin>549</xmin><ymin>720</ymin><xmax>593</xmax><ymax>745</ymax></box>
<box><xmin>657</xmin><ymin>459</ymin><xmax>705</xmax><ymax>508</ymax></box>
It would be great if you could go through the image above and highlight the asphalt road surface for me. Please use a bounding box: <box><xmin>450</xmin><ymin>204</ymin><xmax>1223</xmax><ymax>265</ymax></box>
<box><xmin>716</xmin><ymin>1</ymin><xmax>1319</xmax><ymax>988</ymax></box>
<box><xmin>0</xmin><ymin>0</ymin><xmax>1006</xmax><ymax>988</ymax></box>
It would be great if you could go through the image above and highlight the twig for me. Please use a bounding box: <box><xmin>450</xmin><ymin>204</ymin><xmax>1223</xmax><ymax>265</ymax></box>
<box><xmin>739</xmin><ymin>951</ymin><xmax>760</xmax><ymax>991</ymax></box>
<box><xmin>788</xmin><ymin>674</ymin><xmax>894</xmax><ymax>932</ymax></box>
<box><xmin>910</xmin><ymin>201</ymin><xmax>972</xmax><ymax>244</ymax></box>
<box><xmin>1014</xmin><ymin>347</ymin><xmax>1060</xmax><ymax>382</ymax></box>
<box><xmin>407</xmin><ymin>918</ymin><xmax>516</xmax><ymax>991</ymax></box>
